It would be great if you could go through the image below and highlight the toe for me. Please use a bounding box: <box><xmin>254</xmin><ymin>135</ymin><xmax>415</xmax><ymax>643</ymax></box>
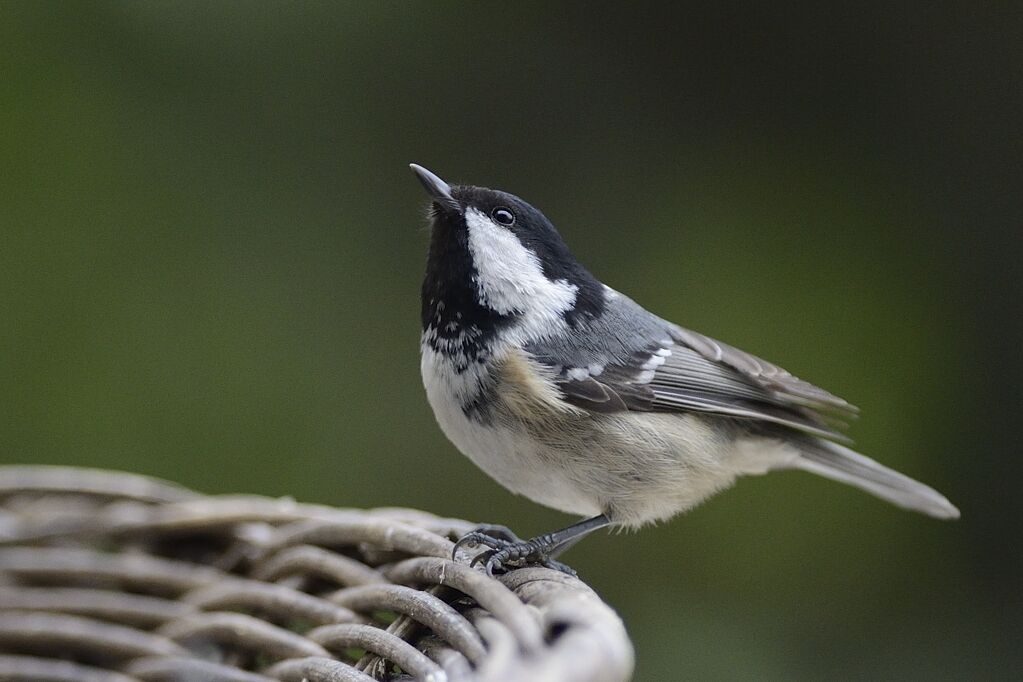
<box><xmin>484</xmin><ymin>554</ymin><xmax>505</xmax><ymax>578</ymax></box>
<box><xmin>543</xmin><ymin>558</ymin><xmax>577</xmax><ymax>576</ymax></box>
<box><xmin>454</xmin><ymin>531</ymin><xmax>504</xmax><ymax>555</ymax></box>
<box><xmin>472</xmin><ymin>523</ymin><xmax>521</xmax><ymax>543</ymax></box>
<box><xmin>469</xmin><ymin>548</ymin><xmax>498</xmax><ymax>569</ymax></box>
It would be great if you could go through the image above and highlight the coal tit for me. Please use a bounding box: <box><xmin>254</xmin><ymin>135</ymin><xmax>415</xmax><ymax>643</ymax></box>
<box><xmin>411</xmin><ymin>163</ymin><xmax>958</xmax><ymax>576</ymax></box>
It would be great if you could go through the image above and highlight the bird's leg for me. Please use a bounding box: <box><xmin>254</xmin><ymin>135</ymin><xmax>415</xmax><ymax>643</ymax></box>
<box><xmin>454</xmin><ymin>515</ymin><xmax>610</xmax><ymax>577</ymax></box>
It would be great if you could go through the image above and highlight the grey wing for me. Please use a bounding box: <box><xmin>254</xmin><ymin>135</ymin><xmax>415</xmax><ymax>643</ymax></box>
<box><xmin>525</xmin><ymin>291</ymin><xmax>857</xmax><ymax>441</ymax></box>
<box><xmin>667</xmin><ymin>325</ymin><xmax>857</xmax><ymax>416</ymax></box>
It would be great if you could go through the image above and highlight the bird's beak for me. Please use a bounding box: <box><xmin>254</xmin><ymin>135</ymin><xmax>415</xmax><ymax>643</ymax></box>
<box><xmin>409</xmin><ymin>163</ymin><xmax>461</xmax><ymax>214</ymax></box>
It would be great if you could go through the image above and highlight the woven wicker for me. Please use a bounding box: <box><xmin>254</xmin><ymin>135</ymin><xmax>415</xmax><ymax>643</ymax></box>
<box><xmin>0</xmin><ymin>466</ymin><xmax>633</xmax><ymax>681</ymax></box>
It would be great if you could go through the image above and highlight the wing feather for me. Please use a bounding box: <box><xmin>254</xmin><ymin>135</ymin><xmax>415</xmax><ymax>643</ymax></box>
<box><xmin>668</xmin><ymin>325</ymin><xmax>858</xmax><ymax>417</ymax></box>
<box><xmin>526</xmin><ymin>290</ymin><xmax>857</xmax><ymax>441</ymax></box>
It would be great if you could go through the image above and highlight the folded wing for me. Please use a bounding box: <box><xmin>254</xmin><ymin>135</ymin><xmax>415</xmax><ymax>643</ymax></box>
<box><xmin>526</xmin><ymin>291</ymin><xmax>857</xmax><ymax>441</ymax></box>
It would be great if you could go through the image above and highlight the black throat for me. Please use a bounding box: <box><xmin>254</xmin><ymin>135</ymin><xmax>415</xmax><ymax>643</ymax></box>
<box><xmin>421</xmin><ymin>210</ymin><xmax>514</xmax><ymax>369</ymax></box>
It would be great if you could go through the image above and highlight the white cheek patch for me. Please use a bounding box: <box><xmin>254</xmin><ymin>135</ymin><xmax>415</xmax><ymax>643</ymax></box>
<box><xmin>465</xmin><ymin>207</ymin><xmax>577</xmax><ymax>341</ymax></box>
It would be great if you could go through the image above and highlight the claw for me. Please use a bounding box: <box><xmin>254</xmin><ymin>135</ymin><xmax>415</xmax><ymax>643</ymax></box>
<box><xmin>468</xmin><ymin>548</ymin><xmax>497</xmax><ymax>568</ymax></box>
<box><xmin>452</xmin><ymin>530</ymin><xmax>508</xmax><ymax>560</ymax></box>
<box><xmin>484</xmin><ymin>555</ymin><xmax>503</xmax><ymax>578</ymax></box>
<box><xmin>469</xmin><ymin>523</ymin><xmax>521</xmax><ymax>544</ymax></box>
<box><xmin>451</xmin><ymin>533</ymin><xmax>478</xmax><ymax>560</ymax></box>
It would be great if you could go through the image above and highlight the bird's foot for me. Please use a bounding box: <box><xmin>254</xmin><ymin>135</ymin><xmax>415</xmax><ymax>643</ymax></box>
<box><xmin>451</xmin><ymin>524</ymin><xmax>518</xmax><ymax>563</ymax></box>
<box><xmin>455</xmin><ymin>523</ymin><xmax>522</xmax><ymax>546</ymax></box>
<box><xmin>452</xmin><ymin>526</ymin><xmax>576</xmax><ymax>577</ymax></box>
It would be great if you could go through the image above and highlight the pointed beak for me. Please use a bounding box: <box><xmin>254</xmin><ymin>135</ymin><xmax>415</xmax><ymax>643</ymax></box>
<box><xmin>409</xmin><ymin>163</ymin><xmax>461</xmax><ymax>214</ymax></box>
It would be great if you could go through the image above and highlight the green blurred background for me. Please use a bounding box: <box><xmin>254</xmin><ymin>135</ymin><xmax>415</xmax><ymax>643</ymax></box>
<box><xmin>3</xmin><ymin>2</ymin><xmax>1020</xmax><ymax>679</ymax></box>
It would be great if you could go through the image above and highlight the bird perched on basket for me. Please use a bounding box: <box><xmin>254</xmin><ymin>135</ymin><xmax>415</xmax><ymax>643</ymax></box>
<box><xmin>410</xmin><ymin>163</ymin><xmax>959</xmax><ymax>576</ymax></box>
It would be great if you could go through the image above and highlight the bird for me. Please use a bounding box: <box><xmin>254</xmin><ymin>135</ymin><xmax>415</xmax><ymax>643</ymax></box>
<box><xmin>409</xmin><ymin>163</ymin><xmax>959</xmax><ymax>576</ymax></box>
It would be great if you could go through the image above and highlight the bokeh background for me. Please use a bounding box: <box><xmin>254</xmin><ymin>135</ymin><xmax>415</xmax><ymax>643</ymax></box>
<box><xmin>3</xmin><ymin>2</ymin><xmax>1021</xmax><ymax>679</ymax></box>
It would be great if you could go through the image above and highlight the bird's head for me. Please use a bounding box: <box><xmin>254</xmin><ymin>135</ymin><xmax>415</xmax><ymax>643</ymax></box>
<box><xmin>411</xmin><ymin>164</ymin><xmax>604</xmax><ymax>353</ymax></box>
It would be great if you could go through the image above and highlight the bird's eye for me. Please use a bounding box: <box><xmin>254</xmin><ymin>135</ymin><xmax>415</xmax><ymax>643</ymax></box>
<box><xmin>491</xmin><ymin>207</ymin><xmax>515</xmax><ymax>226</ymax></box>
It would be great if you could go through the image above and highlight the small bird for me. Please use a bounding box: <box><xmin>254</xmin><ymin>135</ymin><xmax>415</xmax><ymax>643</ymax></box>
<box><xmin>410</xmin><ymin>163</ymin><xmax>959</xmax><ymax>576</ymax></box>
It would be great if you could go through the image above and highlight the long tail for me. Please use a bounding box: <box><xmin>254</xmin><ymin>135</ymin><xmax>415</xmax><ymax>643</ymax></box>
<box><xmin>788</xmin><ymin>439</ymin><xmax>960</xmax><ymax>519</ymax></box>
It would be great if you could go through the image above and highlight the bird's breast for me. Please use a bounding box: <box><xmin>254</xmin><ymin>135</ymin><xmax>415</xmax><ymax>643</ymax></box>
<box><xmin>420</xmin><ymin>339</ymin><xmax>752</xmax><ymax>526</ymax></box>
<box><xmin>419</xmin><ymin>341</ymin><xmax>601</xmax><ymax>516</ymax></box>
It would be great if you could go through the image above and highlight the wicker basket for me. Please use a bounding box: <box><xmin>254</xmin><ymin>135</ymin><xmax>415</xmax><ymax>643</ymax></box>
<box><xmin>0</xmin><ymin>466</ymin><xmax>633</xmax><ymax>681</ymax></box>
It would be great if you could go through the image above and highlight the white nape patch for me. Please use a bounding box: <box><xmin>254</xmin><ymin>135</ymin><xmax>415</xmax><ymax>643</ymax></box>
<box><xmin>464</xmin><ymin>207</ymin><xmax>577</xmax><ymax>341</ymax></box>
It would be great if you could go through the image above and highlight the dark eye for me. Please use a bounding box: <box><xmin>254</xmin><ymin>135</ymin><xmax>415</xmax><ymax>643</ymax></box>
<box><xmin>491</xmin><ymin>207</ymin><xmax>515</xmax><ymax>226</ymax></box>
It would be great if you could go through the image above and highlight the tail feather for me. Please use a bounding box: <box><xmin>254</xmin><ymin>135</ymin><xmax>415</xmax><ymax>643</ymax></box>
<box><xmin>789</xmin><ymin>439</ymin><xmax>960</xmax><ymax>520</ymax></box>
